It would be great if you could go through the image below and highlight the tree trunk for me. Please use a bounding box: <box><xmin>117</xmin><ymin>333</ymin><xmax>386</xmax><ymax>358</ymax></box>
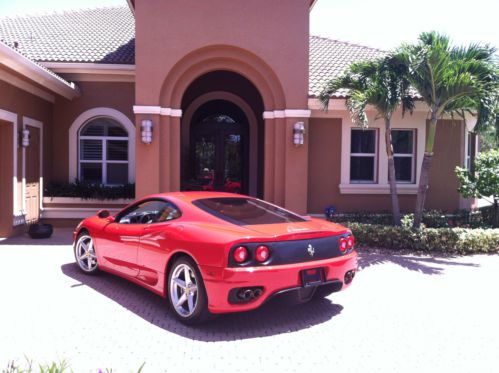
<box><xmin>413</xmin><ymin>153</ymin><xmax>433</xmax><ymax>227</ymax></box>
<box><xmin>413</xmin><ymin>111</ymin><xmax>438</xmax><ymax>228</ymax></box>
<box><xmin>385</xmin><ymin>118</ymin><xmax>401</xmax><ymax>226</ymax></box>
<box><xmin>494</xmin><ymin>198</ymin><xmax>499</xmax><ymax>228</ymax></box>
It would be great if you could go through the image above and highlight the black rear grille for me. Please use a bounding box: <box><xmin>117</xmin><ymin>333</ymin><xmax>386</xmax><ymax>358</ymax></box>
<box><xmin>228</xmin><ymin>234</ymin><xmax>350</xmax><ymax>267</ymax></box>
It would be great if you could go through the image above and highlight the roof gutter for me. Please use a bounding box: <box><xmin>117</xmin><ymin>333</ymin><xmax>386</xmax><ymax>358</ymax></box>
<box><xmin>0</xmin><ymin>42</ymin><xmax>80</xmax><ymax>100</ymax></box>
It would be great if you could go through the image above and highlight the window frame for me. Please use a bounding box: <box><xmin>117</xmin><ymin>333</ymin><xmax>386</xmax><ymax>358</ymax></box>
<box><xmin>392</xmin><ymin>128</ymin><xmax>416</xmax><ymax>184</ymax></box>
<box><xmin>349</xmin><ymin>128</ymin><xmax>379</xmax><ymax>184</ymax></box>
<box><xmin>78</xmin><ymin>116</ymin><xmax>129</xmax><ymax>185</ymax></box>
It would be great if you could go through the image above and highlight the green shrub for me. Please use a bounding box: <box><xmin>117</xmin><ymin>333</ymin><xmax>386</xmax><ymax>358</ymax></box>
<box><xmin>344</xmin><ymin>222</ymin><xmax>499</xmax><ymax>254</ymax></box>
<box><xmin>329</xmin><ymin>208</ymin><xmax>494</xmax><ymax>228</ymax></box>
<box><xmin>44</xmin><ymin>181</ymin><xmax>135</xmax><ymax>200</ymax></box>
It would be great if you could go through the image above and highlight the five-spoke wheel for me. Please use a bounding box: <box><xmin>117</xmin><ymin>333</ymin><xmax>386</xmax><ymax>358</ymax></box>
<box><xmin>75</xmin><ymin>233</ymin><xmax>99</xmax><ymax>274</ymax></box>
<box><xmin>167</xmin><ymin>257</ymin><xmax>210</xmax><ymax>324</ymax></box>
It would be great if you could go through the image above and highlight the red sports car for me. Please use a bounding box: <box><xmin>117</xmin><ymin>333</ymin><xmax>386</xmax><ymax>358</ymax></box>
<box><xmin>73</xmin><ymin>192</ymin><xmax>357</xmax><ymax>324</ymax></box>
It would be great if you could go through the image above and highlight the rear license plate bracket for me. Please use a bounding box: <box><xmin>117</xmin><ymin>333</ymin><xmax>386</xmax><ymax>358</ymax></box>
<box><xmin>300</xmin><ymin>267</ymin><xmax>325</xmax><ymax>287</ymax></box>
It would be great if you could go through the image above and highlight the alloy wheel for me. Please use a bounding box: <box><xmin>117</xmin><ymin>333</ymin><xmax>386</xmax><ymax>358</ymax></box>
<box><xmin>75</xmin><ymin>235</ymin><xmax>98</xmax><ymax>272</ymax></box>
<box><xmin>169</xmin><ymin>263</ymin><xmax>199</xmax><ymax>317</ymax></box>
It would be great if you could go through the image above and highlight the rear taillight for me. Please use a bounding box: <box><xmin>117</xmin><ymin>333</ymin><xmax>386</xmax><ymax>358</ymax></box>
<box><xmin>255</xmin><ymin>245</ymin><xmax>270</xmax><ymax>262</ymax></box>
<box><xmin>234</xmin><ymin>246</ymin><xmax>249</xmax><ymax>263</ymax></box>
<box><xmin>339</xmin><ymin>237</ymin><xmax>348</xmax><ymax>253</ymax></box>
<box><xmin>347</xmin><ymin>235</ymin><xmax>355</xmax><ymax>250</ymax></box>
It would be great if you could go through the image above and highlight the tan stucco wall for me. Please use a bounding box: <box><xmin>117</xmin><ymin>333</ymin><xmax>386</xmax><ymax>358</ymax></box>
<box><xmin>0</xmin><ymin>80</ymin><xmax>54</xmax><ymax>180</ymax></box>
<box><xmin>307</xmin><ymin>118</ymin><xmax>417</xmax><ymax>214</ymax></box>
<box><xmin>134</xmin><ymin>0</ymin><xmax>311</xmax><ymax>213</ymax></box>
<box><xmin>0</xmin><ymin>77</ymin><xmax>54</xmax><ymax>236</ymax></box>
<box><xmin>426</xmin><ymin>119</ymin><xmax>465</xmax><ymax>212</ymax></box>
<box><xmin>135</xmin><ymin>0</ymin><xmax>309</xmax><ymax>109</ymax></box>
<box><xmin>51</xmin><ymin>81</ymin><xmax>135</xmax><ymax>182</ymax></box>
<box><xmin>307</xmin><ymin>117</ymin><xmax>465</xmax><ymax>214</ymax></box>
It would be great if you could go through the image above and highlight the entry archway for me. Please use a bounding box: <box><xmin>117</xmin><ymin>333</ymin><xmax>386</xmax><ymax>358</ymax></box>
<box><xmin>180</xmin><ymin>70</ymin><xmax>265</xmax><ymax>197</ymax></box>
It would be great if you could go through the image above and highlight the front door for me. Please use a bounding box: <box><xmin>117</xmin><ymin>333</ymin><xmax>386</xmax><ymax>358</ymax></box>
<box><xmin>25</xmin><ymin>125</ymin><xmax>40</xmax><ymax>224</ymax></box>
<box><xmin>183</xmin><ymin>110</ymin><xmax>249</xmax><ymax>194</ymax></box>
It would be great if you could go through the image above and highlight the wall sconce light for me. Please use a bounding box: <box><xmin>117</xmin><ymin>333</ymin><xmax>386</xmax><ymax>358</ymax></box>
<box><xmin>21</xmin><ymin>128</ymin><xmax>30</xmax><ymax>147</ymax></box>
<box><xmin>293</xmin><ymin>122</ymin><xmax>305</xmax><ymax>146</ymax></box>
<box><xmin>141</xmin><ymin>119</ymin><xmax>153</xmax><ymax>144</ymax></box>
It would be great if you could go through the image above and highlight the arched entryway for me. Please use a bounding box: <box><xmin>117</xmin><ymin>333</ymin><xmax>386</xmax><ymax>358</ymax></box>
<box><xmin>180</xmin><ymin>71</ymin><xmax>264</xmax><ymax>197</ymax></box>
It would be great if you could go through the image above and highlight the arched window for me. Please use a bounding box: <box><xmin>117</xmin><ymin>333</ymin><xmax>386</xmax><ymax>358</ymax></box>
<box><xmin>78</xmin><ymin>117</ymin><xmax>129</xmax><ymax>185</ymax></box>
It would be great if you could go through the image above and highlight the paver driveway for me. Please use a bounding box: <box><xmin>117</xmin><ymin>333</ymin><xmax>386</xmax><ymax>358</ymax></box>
<box><xmin>1</xmin><ymin>229</ymin><xmax>498</xmax><ymax>373</ymax></box>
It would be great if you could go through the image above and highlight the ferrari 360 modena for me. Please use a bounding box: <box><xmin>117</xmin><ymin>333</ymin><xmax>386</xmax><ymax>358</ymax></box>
<box><xmin>73</xmin><ymin>192</ymin><xmax>358</xmax><ymax>324</ymax></box>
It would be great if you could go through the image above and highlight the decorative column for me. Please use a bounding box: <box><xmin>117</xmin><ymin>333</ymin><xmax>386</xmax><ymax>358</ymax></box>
<box><xmin>263</xmin><ymin>110</ymin><xmax>311</xmax><ymax>214</ymax></box>
<box><xmin>133</xmin><ymin>106</ymin><xmax>182</xmax><ymax>198</ymax></box>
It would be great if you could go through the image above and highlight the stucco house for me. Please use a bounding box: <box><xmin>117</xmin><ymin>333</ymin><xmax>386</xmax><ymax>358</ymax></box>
<box><xmin>0</xmin><ymin>0</ymin><xmax>477</xmax><ymax>237</ymax></box>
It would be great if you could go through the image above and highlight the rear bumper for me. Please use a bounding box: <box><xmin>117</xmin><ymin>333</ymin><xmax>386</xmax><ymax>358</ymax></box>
<box><xmin>199</xmin><ymin>251</ymin><xmax>358</xmax><ymax>314</ymax></box>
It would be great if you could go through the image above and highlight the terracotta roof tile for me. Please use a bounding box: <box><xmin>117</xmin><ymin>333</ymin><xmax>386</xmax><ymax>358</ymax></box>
<box><xmin>309</xmin><ymin>35</ymin><xmax>385</xmax><ymax>97</ymax></box>
<box><xmin>0</xmin><ymin>6</ymin><xmax>134</xmax><ymax>64</ymax></box>
<box><xmin>0</xmin><ymin>39</ymin><xmax>74</xmax><ymax>88</ymax></box>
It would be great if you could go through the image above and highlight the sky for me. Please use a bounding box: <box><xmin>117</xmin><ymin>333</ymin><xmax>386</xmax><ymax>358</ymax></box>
<box><xmin>0</xmin><ymin>0</ymin><xmax>497</xmax><ymax>50</ymax></box>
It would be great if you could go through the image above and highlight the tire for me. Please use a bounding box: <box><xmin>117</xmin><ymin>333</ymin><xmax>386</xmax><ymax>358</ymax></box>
<box><xmin>74</xmin><ymin>232</ymin><xmax>100</xmax><ymax>275</ymax></box>
<box><xmin>167</xmin><ymin>257</ymin><xmax>211</xmax><ymax>325</ymax></box>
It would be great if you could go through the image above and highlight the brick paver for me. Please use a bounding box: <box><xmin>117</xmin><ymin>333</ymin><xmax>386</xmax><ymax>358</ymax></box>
<box><xmin>1</xmin><ymin>229</ymin><xmax>498</xmax><ymax>372</ymax></box>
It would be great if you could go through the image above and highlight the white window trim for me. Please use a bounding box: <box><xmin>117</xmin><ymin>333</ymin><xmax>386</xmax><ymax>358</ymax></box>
<box><xmin>340</xmin><ymin>112</ymin><xmax>425</xmax><ymax>195</ymax></box>
<box><xmin>350</xmin><ymin>128</ymin><xmax>378</xmax><ymax>184</ymax></box>
<box><xmin>69</xmin><ymin>108</ymin><xmax>135</xmax><ymax>184</ymax></box>
<box><xmin>22</xmin><ymin>117</ymin><xmax>44</xmax><ymax>213</ymax></box>
<box><xmin>0</xmin><ymin>109</ymin><xmax>20</xmax><ymax>221</ymax></box>
<box><xmin>392</xmin><ymin>128</ymin><xmax>416</xmax><ymax>184</ymax></box>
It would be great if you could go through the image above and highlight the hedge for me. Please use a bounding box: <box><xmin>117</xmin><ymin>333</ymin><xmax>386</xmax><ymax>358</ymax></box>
<box><xmin>44</xmin><ymin>181</ymin><xmax>135</xmax><ymax>200</ymax></box>
<box><xmin>345</xmin><ymin>222</ymin><xmax>499</xmax><ymax>254</ymax></box>
<box><xmin>330</xmin><ymin>208</ymin><xmax>493</xmax><ymax>228</ymax></box>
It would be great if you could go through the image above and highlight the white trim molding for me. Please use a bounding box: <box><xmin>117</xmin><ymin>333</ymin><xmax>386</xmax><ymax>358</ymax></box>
<box><xmin>40</xmin><ymin>62</ymin><xmax>135</xmax><ymax>73</ymax></box>
<box><xmin>133</xmin><ymin>105</ymin><xmax>183</xmax><ymax>117</ymax></box>
<box><xmin>0</xmin><ymin>42</ymin><xmax>79</xmax><ymax>100</ymax></box>
<box><xmin>22</xmin><ymin>117</ymin><xmax>44</xmax><ymax>213</ymax></box>
<box><xmin>339</xmin><ymin>110</ymin><xmax>426</xmax><ymax>195</ymax></box>
<box><xmin>39</xmin><ymin>63</ymin><xmax>135</xmax><ymax>82</ymax></box>
<box><xmin>0</xmin><ymin>109</ymin><xmax>21</xmax><ymax>223</ymax></box>
<box><xmin>339</xmin><ymin>184</ymin><xmax>418</xmax><ymax>195</ymax></box>
<box><xmin>0</xmin><ymin>69</ymin><xmax>55</xmax><ymax>103</ymax></box>
<box><xmin>263</xmin><ymin>109</ymin><xmax>311</xmax><ymax>119</ymax></box>
<box><xmin>41</xmin><ymin>207</ymin><xmax>123</xmax><ymax>219</ymax></box>
<box><xmin>68</xmin><ymin>107</ymin><xmax>136</xmax><ymax>184</ymax></box>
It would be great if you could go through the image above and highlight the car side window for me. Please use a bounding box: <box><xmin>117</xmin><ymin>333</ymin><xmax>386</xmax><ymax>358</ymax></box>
<box><xmin>117</xmin><ymin>200</ymin><xmax>181</xmax><ymax>224</ymax></box>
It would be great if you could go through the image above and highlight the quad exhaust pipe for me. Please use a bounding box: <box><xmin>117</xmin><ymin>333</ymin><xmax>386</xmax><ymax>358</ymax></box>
<box><xmin>237</xmin><ymin>287</ymin><xmax>263</xmax><ymax>301</ymax></box>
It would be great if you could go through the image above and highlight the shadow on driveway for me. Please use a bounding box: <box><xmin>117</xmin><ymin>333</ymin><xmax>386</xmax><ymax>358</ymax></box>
<box><xmin>0</xmin><ymin>228</ymin><xmax>73</xmax><ymax>246</ymax></box>
<box><xmin>357</xmin><ymin>250</ymin><xmax>480</xmax><ymax>275</ymax></box>
<box><xmin>61</xmin><ymin>263</ymin><xmax>343</xmax><ymax>341</ymax></box>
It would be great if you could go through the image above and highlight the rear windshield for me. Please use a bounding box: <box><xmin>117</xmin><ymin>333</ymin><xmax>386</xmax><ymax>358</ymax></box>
<box><xmin>192</xmin><ymin>197</ymin><xmax>306</xmax><ymax>226</ymax></box>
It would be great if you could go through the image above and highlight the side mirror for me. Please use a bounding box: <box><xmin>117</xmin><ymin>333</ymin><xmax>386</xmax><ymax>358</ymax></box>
<box><xmin>97</xmin><ymin>209</ymin><xmax>111</xmax><ymax>219</ymax></box>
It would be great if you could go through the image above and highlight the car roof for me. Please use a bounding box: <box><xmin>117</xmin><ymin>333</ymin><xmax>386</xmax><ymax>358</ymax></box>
<box><xmin>145</xmin><ymin>191</ymin><xmax>251</xmax><ymax>203</ymax></box>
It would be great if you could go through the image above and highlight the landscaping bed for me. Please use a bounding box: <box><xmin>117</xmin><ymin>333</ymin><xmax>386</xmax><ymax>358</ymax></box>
<box><xmin>328</xmin><ymin>208</ymin><xmax>499</xmax><ymax>254</ymax></box>
<box><xmin>343</xmin><ymin>222</ymin><xmax>499</xmax><ymax>254</ymax></box>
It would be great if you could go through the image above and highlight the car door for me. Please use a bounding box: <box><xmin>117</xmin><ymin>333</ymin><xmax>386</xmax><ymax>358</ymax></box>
<box><xmin>136</xmin><ymin>200</ymin><xmax>182</xmax><ymax>287</ymax></box>
<box><xmin>98</xmin><ymin>199</ymin><xmax>166</xmax><ymax>277</ymax></box>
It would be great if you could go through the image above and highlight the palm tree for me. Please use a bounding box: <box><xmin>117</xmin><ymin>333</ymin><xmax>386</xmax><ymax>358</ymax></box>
<box><xmin>398</xmin><ymin>32</ymin><xmax>498</xmax><ymax>227</ymax></box>
<box><xmin>319</xmin><ymin>55</ymin><xmax>414</xmax><ymax>226</ymax></box>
